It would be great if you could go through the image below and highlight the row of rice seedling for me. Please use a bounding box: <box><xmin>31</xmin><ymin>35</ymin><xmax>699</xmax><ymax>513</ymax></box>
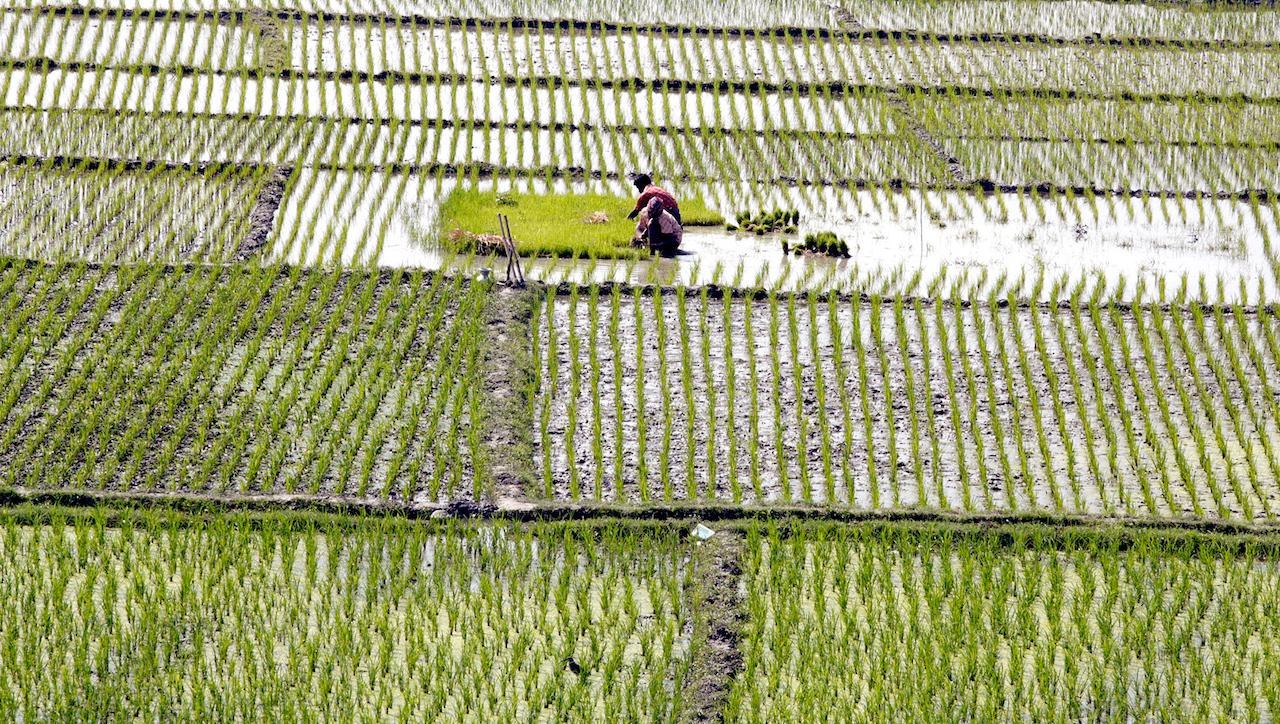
<box><xmin>24</xmin><ymin>0</ymin><xmax>835</xmax><ymax>30</ymax></box>
<box><xmin>846</xmin><ymin>0</ymin><xmax>1280</xmax><ymax>44</ymax></box>
<box><xmin>20</xmin><ymin>8</ymin><xmax>1271</xmax><ymax>155</ymax></box>
<box><xmin>911</xmin><ymin>94</ymin><xmax>1280</xmax><ymax>150</ymax></box>
<box><xmin>1</xmin><ymin>7</ymin><xmax>1273</xmax><ymax>286</ymax></box>
<box><xmin>28</xmin><ymin>0</ymin><xmax>1276</xmax><ymax>41</ymax></box>
<box><xmin>534</xmin><ymin>282</ymin><xmax>1280</xmax><ymax>519</ymax></box>
<box><xmin>0</xmin><ymin>10</ymin><xmax>258</xmax><ymax>71</ymax></box>
<box><xmin>0</xmin><ymin>259</ymin><xmax>489</xmax><ymax>502</ymax></box>
<box><xmin>0</xmin><ymin>64</ymin><xmax>932</xmax><ymax>184</ymax></box>
<box><xmin>0</xmin><ymin>511</ymin><xmax>692</xmax><ymax>719</ymax></box>
<box><xmin>24</xmin><ymin>7</ymin><xmax>1268</xmax><ymax>101</ymax></box>
<box><xmin>728</xmin><ymin>523</ymin><xmax>1280</xmax><ymax>721</ymax></box>
<box><xmin>947</xmin><ymin>139</ymin><xmax>1280</xmax><ymax>197</ymax></box>
<box><xmin>0</xmin><ymin>159</ymin><xmax>265</xmax><ymax>262</ymax></box>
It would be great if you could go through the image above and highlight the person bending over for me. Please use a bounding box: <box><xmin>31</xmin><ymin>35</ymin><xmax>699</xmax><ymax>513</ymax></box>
<box><xmin>634</xmin><ymin>197</ymin><xmax>683</xmax><ymax>254</ymax></box>
<box><xmin>626</xmin><ymin>173</ymin><xmax>681</xmax><ymax>225</ymax></box>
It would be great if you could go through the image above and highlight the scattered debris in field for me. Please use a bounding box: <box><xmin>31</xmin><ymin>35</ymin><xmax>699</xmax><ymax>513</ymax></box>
<box><xmin>448</xmin><ymin>228</ymin><xmax>506</xmax><ymax>255</ymax></box>
<box><xmin>692</xmin><ymin>523</ymin><xmax>716</xmax><ymax>541</ymax></box>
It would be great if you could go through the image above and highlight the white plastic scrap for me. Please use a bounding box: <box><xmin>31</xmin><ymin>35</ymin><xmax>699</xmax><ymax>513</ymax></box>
<box><xmin>692</xmin><ymin>523</ymin><xmax>716</xmax><ymax>541</ymax></box>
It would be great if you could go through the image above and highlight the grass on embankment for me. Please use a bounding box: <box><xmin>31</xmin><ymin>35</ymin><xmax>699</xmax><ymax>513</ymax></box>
<box><xmin>438</xmin><ymin>189</ymin><xmax>724</xmax><ymax>259</ymax></box>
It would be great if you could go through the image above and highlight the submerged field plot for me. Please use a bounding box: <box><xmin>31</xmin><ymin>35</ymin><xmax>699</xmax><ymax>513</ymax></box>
<box><xmin>0</xmin><ymin>1</ymin><xmax>1276</xmax><ymax>519</ymax></box>
<box><xmin>0</xmin><ymin>2</ymin><xmax>1277</xmax><ymax>293</ymax></box>
<box><xmin>5</xmin><ymin>0</ymin><xmax>1280</xmax><ymax>719</ymax></box>
<box><xmin>535</xmin><ymin>285</ymin><xmax>1280</xmax><ymax>521</ymax></box>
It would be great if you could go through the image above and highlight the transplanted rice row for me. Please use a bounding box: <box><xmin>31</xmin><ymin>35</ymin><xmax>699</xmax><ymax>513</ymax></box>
<box><xmin>0</xmin><ymin>259</ymin><xmax>490</xmax><ymax>503</ymax></box>
<box><xmin>536</xmin><ymin>287</ymin><xmax>1280</xmax><ymax>521</ymax></box>
<box><xmin>0</xmin><ymin>513</ymin><xmax>694</xmax><ymax>720</ymax></box>
<box><xmin>728</xmin><ymin>524</ymin><xmax>1280</xmax><ymax>721</ymax></box>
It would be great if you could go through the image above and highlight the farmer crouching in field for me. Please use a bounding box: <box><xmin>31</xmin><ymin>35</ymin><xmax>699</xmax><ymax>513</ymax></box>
<box><xmin>634</xmin><ymin>197</ymin><xmax>683</xmax><ymax>254</ymax></box>
<box><xmin>627</xmin><ymin>173</ymin><xmax>682</xmax><ymax>224</ymax></box>
<box><xmin>627</xmin><ymin>174</ymin><xmax>683</xmax><ymax>254</ymax></box>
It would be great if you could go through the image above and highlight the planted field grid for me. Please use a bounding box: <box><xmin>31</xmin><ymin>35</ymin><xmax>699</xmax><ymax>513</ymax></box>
<box><xmin>0</xmin><ymin>261</ymin><xmax>489</xmax><ymax>503</ymax></box>
<box><xmin>536</xmin><ymin>286</ymin><xmax>1280</xmax><ymax>521</ymax></box>
<box><xmin>6</xmin><ymin>0</ymin><xmax>1280</xmax><ymax>719</ymax></box>
<box><xmin>728</xmin><ymin>526</ymin><xmax>1280</xmax><ymax>721</ymax></box>
<box><xmin>0</xmin><ymin>515</ymin><xmax>692</xmax><ymax>719</ymax></box>
<box><xmin>0</xmin><ymin>3</ymin><xmax>1275</xmax><ymax>291</ymax></box>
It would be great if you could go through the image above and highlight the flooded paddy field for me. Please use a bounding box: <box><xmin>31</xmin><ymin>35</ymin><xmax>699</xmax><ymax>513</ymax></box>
<box><xmin>0</xmin><ymin>0</ymin><xmax>1276</xmax><ymax>513</ymax></box>
<box><xmin>534</xmin><ymin>288</ymin><xmax>1280</xmax><ymax>521</ymax></box>
<box><xmin>5</xmin><ymin>0</ymin><xmax>1280</xmax><ymax>719</ymax></box>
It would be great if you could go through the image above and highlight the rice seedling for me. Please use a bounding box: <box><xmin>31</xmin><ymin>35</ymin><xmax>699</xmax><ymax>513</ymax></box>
<box><xmin>0</xmin><ymin>512</ymin><xmax>693</xmax><ymax>720</ymax></box>
<box><xmin>729</xmin><ymin>522</ymin><xmax>1280</xmax><ymax>722</ymax></box>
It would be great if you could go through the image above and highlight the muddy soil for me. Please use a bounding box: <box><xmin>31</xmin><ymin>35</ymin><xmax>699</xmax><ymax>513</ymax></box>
<box><xmin>536</xmin><ymin>292</ymin><xmax>1280</xmax><ymax>520</ymax></box>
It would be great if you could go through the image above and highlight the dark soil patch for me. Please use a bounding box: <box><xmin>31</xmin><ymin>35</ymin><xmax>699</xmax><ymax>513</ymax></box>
<box><xmin>236</xmin><ymin>166</ymin><xmax>291</xmax><ymax>260</ymax></box>
<box><xmin>479</xmin><ymin>287</ymin><xmax>538</xmax><ymax>503</ymax></box>
<box><xmin>681</xmin><ymin>531</ymin><xmax>746</xmax><ymax>723</ymax></box>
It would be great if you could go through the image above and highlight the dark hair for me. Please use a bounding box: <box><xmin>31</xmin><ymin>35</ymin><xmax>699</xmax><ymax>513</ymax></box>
<box><xmin>632</xmin><ymin>173</ymin><xmax>652</xmax><ymax>192</ymax></box>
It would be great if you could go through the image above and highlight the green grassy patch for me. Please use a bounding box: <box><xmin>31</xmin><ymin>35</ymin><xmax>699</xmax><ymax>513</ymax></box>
<box><xmin>438</xmin><ymin>189</ymin><xmax>724</xmax><ymax>259</ymax></box>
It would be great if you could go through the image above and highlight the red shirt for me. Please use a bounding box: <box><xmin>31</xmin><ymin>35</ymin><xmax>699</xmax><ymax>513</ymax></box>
<box><xmin>632</xmin><ymin>186</ymin><xmax>680</xmax><ymax>216</ymax></box>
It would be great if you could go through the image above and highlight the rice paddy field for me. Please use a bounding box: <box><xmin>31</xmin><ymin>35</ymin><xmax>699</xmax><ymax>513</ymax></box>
<box><xmin>4</xmin><ymin>0</ymin><xmax>1280</xmax><ymax>719</ymax></box>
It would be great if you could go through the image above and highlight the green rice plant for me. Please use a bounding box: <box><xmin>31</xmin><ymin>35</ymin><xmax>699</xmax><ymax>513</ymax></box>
<box><xmin>566</xmin><ymin>287</ymin><xmax>584</xmax><ymax>499</ymax></box>
<box><xmin>1026</xmin><ymin>303</ymin><xmax>1084</xmax><ymax>511</ymax></box>
<box><xmin>677</xmin><ymin>286</ymin><xmax>698</xmax><ymax>498</ymax></box>
<box><xmin>0</xmin><ymin>513</ymin><xmax>693</xmax><ymax>719</ymax></box>
<box><xmin>804</xmin><ymin>293</ymin><xmax>834</xmax><ymax>503</ymax></box>
<box><xmin>911</xmin><ymin>298</ymin><xmax>947</xmax><ymax>507</ymax></box>
<box><xmin>1066</xmin><ymin>298</ymin><xmax>1134</xmax><ymax>516</ymax></box>
<box><xmin>730</xmin><ymin>523</ymin><xmax>1280</xmax><ymax>722</ymax></box>
<box><xmin>1168</xmin><ymin>304</ymin><xmax>1253</xmax><ymax>519</ymax></box>
<box><xmin>889</xmin><ymin>298</ymin><xmax>926</xmax><ymax>505</ymax></box>
<box><xmin>609</xmin><ymin>284</ymin><xmax>625</xmax><ymax>500</ymax></box>
<box><xmin>632</xmin><ymin>287</ymin><xmax>650</xmax><ymax>501</ymax></box>
<box><xmin>934</xmin><ymin>296</ymin><xmax>975</xmax><ymax>511</ymax></box>
<box><xmin>588</xmin><ymin>285</ymin><xmax>605</xmax><ymax>499</ymax></box>
<box><xmin>1193</xmin><ymin>304</ymin><xmax>1271</xmax><ymax>517</ymax></box>
<box><xmin>827</xmin><ymin>295</ymin><xmax>857</xmax><ymax>505</ymax></box>
<box><xmin>992</xmin><ymin>294</ymin><xmax>1056</xmax><ymax>509</ymax></box>
<box><xmin>743</xmin><ymin>297</ymin><xmax>765</xmax><ymax>500</ymax></box>
<box><xmin>868</xmin><ymin>296</ymin><xmax>900</xmax><ymax>506</ymax></box>
<box><xmin>1228</xmin><ymin>303</ymin><xmax>1280</xmax><ymax>509</ymax></box>
<box><xmin>849</xmin><ymin>295</ymin><xmax>879</xmax><ymax>508</ymax></box>
<box><xmin>970</xmin><ymin>296</ymin><xmax>1019</xmax><ymax>508</ymax></box>
<box><xmin>654</xmin><ymin>288</ymin><xmax>674</xmax><ymax>501</ymax></box>
<box><xmin>700</xmin><ymin>288</ymin><xmax>719</xmax><ymax>500</ymax></box>
<box><xmin>722</xmin><ymin>292</ymin><xmax>743</xmax><ymax>503</ymax></box>
<box><xmin>767</xmin><ymin>291</ymin><xmax>790</xmax><ymax>501</ymax></box>
<box><xmin>1102</xmin><ymin>300</ymin><xmax>1183</xmax><ymax>516</ymax></box>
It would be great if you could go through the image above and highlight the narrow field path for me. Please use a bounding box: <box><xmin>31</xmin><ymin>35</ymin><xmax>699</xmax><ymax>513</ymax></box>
<box><xmin>480</xmin><ymin>286</ymin><xmax>539</xmax><ymax>505</ymax></box>
<box><xmin>682</xmin><ymin>531</ymin><xmax>746</xmax><ymax>723</ymax></box>
<box><xmin>886</xmin><ymin>89</ymin><xmax>974</xmax><ymax>184</ymax></box>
